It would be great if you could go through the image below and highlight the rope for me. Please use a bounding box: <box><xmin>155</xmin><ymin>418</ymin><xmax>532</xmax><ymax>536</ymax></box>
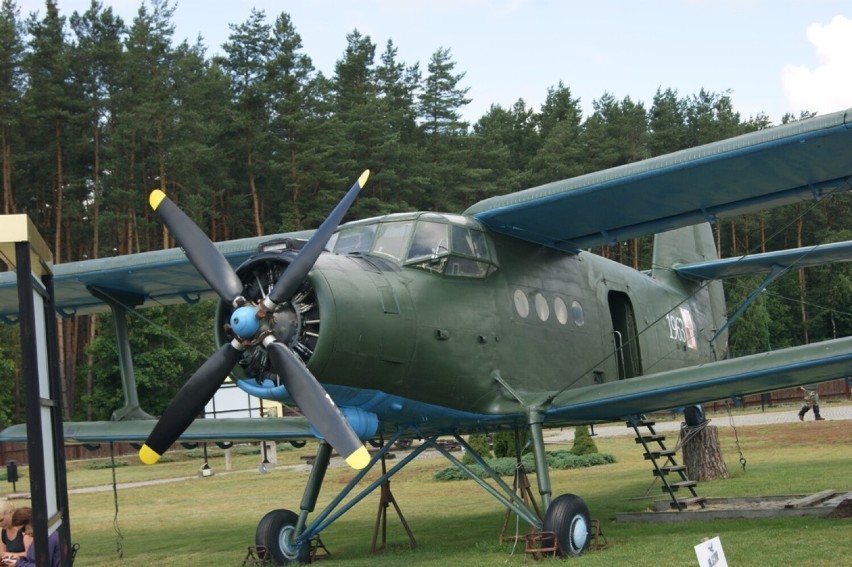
<box><xmin>674</xmin><ymin>419</ymin><xmax>709</xmax><ymax>452</ymax></box>
<box><xmin>725</xmin><ymin>403</ymin><xmax>748</xmax><ymax>471</ymax></box>
<box><xmin>109</xmin><ymin>443</ymin><xmax>124</xmax><ymax>558</ymax></box>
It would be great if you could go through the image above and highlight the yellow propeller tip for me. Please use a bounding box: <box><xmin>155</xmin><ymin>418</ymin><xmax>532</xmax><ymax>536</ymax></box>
<box><xmin>357</xmin><ymin>170</ymin><xmax>370</xmax><ymax>188</ymax></box>
<box><xmin>139</xmin><ymin>444</ymin><xmax>162</xmax><ymax>465</ymax></box>
<box><xmin>345</xmin><ymin>446</ymin><xmax>371</xmax><ymax>470</ymax></box>
<box><xmin>149</xmin><ymin>189</ymin><xmax>166</xmax><ymax>210</ymax></box>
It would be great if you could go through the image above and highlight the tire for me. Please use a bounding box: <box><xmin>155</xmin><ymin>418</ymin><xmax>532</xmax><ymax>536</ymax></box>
<box><xmin>684</xmin><ymin>405</ymin><xmax>706</xmax><ymax>427</ymax></box>
<box><xmin>543</xmin><ymin>494</ymin><xmax>591</xmax><ymax>556</ymax></box>
<box><xmin>256</xmin><ymin>509</ymin><xmax>311</xmax><ymax>565</ymax></box>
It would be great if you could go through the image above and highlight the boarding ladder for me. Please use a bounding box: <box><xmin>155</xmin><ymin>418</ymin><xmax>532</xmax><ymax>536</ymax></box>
<box><xmin>628</xmin><ymin>416</ymin><xmax>706</xmax><ymax>510</ymax></box>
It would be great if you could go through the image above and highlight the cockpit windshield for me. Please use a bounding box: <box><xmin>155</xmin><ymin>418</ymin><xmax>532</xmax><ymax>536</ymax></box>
<box><xmin>330</xmin><ymin>214</ymin><xmax>496</xmax><ymax>278</ymax></box>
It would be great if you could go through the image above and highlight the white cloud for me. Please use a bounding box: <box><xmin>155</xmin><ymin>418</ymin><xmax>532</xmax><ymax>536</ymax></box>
<box><xmin>782</xmin><ymin>15</ymin><xmax>852</xmax><ymax>115</ymax></box>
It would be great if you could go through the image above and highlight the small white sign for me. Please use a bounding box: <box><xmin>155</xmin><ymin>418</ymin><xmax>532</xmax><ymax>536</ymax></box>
<box><xmin>695</xmin><ymin>536</ymin><xmax>728</xmax><ymax>567</ymax></box>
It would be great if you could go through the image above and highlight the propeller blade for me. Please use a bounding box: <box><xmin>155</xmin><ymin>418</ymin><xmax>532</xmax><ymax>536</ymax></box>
<box><xmin>265</xmin><ymin>170</ymin><xmax>369</xmax><ymax>308</ymax></box>
<box><xmin>149</xmin><ymin>190</ymin><xmax>244</xmax><ymax>305</ymax></box>
<box><xmin>265</xmin><ymin>339</ymin><xmax>370</xmax><ymax>469</ymax></box>
<box><xmin>139</xmin><ymin>341</ymin><xmax>243</xmax><ymax>464</ymax></box>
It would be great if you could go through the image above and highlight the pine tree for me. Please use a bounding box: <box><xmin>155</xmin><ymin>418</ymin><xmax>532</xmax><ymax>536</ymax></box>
<box><xmin>0</xmin><ymin>0</ymin><xmax>23</xmax><ymax>215</ymax></box>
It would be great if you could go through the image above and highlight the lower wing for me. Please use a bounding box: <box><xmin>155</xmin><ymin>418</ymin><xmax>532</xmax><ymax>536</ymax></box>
<box><xmin>546</xmin><ymin>336</ymin><xmax>852</xmax><ymax>423</ymax></box>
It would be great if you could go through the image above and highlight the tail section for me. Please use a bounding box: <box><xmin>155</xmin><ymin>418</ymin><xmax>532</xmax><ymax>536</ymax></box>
<box><xmin>652</xmin><ymin>223</ymin><xmax>728</xmax><ymax>356</ymax></box>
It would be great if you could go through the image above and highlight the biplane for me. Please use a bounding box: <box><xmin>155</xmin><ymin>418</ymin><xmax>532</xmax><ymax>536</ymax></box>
<box><xmin>2</xmin><ymin>108</ymin><xmax>852</xmax><ymax>563</ymax></box>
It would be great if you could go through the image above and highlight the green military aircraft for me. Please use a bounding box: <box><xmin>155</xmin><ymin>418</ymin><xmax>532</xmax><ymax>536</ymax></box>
<box><xmin>2</xmin><ymin>108</ymin><xmax>852</xmax><ymax>563</ymax></box>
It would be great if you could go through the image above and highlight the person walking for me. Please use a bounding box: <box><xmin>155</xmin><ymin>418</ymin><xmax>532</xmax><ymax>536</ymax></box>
<box><xmin>798</xmin><ymin>386</ymin><xmax>825</xmax><ymax>421</ymax></box>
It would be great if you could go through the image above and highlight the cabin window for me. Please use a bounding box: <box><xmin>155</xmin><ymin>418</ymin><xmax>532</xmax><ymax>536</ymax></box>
<box><xmin>513</xmin><ymin>289</ymin><xmax>530</xmax><ymax>318</ymax></box>
<box><xmin>554</xmin><ymin>297</ymin><xmax>569</xmax><ymax>325</ymax></box>
<box><xmin>372</xmin><ymin>221</ymin><xmax>414</xmax><ymax>261</ymax></box>
<box><xmin>534</xmin><ymin>293</ymin><xmax>550</xmax><ymax>321</ymax></box>
<box><xmin>572</xmin><ymin>300</ymin><xmax>585</xmax><ymax>327</ymax></box>
<box><xmin>331</xmin><ymin>224</ymin><xmax>377</xmax><ymax>254</ymax></box>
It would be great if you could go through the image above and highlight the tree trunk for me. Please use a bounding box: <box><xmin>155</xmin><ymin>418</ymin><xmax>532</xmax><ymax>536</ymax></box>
<box><xmin>1</xmin><ymin>128</ymin><xmax>15</xmax><ymax>214</ymax></box>
<box><xmin>680</xmin><ymin>424</ymin><xmax>729</xmax><ymax>481</ymax></box>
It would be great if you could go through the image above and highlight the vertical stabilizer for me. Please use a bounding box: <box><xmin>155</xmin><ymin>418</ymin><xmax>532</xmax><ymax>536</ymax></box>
<box><xmin>652</xmin><ymin>223</ymin><xmax>728</xmax><ymax>355</ymax></box>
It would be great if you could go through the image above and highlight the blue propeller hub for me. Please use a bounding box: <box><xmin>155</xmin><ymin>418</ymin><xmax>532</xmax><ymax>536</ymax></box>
<box><xmin>230</xmin><ymin>305</ymin><xmax>261</xmax><ymax>338</ymax></box>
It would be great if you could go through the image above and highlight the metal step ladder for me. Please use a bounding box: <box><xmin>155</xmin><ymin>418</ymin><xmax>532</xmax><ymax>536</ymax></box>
<box><xmin>627</xmin><ymin>417</ymin><xmax>706</xmax><ymax>510</ymax></box>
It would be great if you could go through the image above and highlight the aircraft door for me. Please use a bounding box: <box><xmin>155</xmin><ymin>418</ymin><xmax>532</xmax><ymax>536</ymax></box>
<box><xmin>368</xmin><ymin>272</ymin><xmax>415</xmax><ymax>364</ymax></box>
<box><xmin>608</xmin><ymin>291</ymin><xmax>642</xmax><ymax>379</ymax></box>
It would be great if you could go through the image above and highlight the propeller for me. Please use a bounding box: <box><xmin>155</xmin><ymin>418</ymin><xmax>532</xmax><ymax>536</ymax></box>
<box><xmin>149</xmin><ymin>189</ymin><xmax>244</xmax><ymax>305</ymax></box>
<box><xmin>139</xmin><ymin>171</ymin><xmax>372</xmax><ymax>470</ymax></box>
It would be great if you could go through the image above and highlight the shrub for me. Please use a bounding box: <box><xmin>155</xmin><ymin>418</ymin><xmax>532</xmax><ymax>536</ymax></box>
<box><xmin>571</xmin><ymin>425</ymin><xmax>598</xmax><ymax>455</ymax></box>
<box><xmin>492</xmin><ymin>430</ymin><xmax>531</xmax><ymax>458</ymax></box>
<box><xmin>83</xmin><ymin>459</ymin><xmax>128</xmax><ymax>470</ymax></box>
<box><xmin>433</xmin><ymin>450</ymin><xmax>615</xmax><ymax>481</ymax></box>
<box><xmin>462</xmin><ymin>434</ymin><xmax>492</xmax><ymax>465</ymax></box>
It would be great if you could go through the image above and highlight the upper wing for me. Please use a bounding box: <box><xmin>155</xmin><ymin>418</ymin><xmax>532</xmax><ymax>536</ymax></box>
<box><xmin>545</xmin><ymin>335</ymin><xmax>852</xmax><ymax>423</ymax></box>
<box><xmin>0</xmin><ymin>230</ymin><xmax>313</xmax><ymax>321</ymax></box>
<box><xmin>465</xmin><ymin>108</ymin><xmax>852</xmax><ymax>252</ymax></box>
<box><xmin>0</xmin><ymin>415</ymin><xmax>314</xmax><ymax>444</ymax></box>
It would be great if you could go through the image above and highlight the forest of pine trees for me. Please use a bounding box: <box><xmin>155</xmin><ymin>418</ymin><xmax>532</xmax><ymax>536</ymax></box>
<box><xmin>1</xmin><ymin>0</ymin><xmax>851</xmax><ymax>425</ymax></box>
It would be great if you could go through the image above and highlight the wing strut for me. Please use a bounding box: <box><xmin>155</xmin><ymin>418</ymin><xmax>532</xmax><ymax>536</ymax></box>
<box><xmin>710</xmin><ymin>265</ymin><xmax>787</xmax><ymax>344</ymax></box>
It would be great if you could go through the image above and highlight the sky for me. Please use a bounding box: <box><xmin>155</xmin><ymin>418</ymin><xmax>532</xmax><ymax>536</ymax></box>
<box><xmin>14</xmin><ymin>0</ymin><xmax>852</xmax><ymax>125</ymax></box>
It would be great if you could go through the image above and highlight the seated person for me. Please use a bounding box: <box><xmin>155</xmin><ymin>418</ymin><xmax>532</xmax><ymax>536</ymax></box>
<box><xmin>5</xmin><ymin>508</ymin><xmax>60</xmax><ymax>567</ymax></box>
<box><xmin>0</xmin><ymin>502</ymin><xmax>27</xmax><ymax>562</ymax></box>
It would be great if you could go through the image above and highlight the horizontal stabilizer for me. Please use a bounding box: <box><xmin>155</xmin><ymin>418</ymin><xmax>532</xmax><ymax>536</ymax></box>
<box><xmin>675</xmin><ymin>239</ymin><xmax>852</xmax><ymax>280</ymax></box>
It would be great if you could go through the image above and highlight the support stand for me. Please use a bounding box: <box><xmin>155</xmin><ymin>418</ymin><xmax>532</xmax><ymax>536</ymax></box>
<box><xmin>499</xmin><ymin>465</ymin><xmax>542</xmax><ymax>542</ymax></box>
<box><xmin>371</xmin><ymin>450</ymin><xmax>416</xmax><ymax>553</ymax></box>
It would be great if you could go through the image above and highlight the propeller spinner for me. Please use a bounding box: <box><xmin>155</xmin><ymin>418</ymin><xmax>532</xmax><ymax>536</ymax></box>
<box><xmin>139</xmin><ymin>171</ymin><xmax>372</xmax><ymax>470</ymax></box>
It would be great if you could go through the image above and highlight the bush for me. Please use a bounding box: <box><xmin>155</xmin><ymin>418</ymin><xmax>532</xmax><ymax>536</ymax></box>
<box><xmin>433</xmin><ymin>450</ymin><xmax>616</xmax><ymax>481</ymax></box>
<box><xmin>84</xmin><ymin>459</ymin><xmax>128</xmax><ymax>470</ymax></box>
<box><xmin>492</xmin><ymin>430</ymin><xmax>531</xmax><ymax>458</ymax></box>
<box><xmin>571</xmin><ymin>425</ymin><xmax>598</xmax><ymax>455</ymax></box>
<box><xmin>462</xmin><ymin>434</ymin><xmax>492</xmax><ymax>465</ymax></box>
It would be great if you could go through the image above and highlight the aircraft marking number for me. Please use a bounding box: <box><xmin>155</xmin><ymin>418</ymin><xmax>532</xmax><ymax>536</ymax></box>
<box><xmin>666</xmin><ymin>307</ymin><xmax>697</xmax><ymax>350</ymax></box>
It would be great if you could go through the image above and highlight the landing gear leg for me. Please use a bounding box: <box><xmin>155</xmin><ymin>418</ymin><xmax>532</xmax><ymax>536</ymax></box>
<box><xmin>256</xmin><ymin>441</ymin><xmax>332</xmax><ymax>564</ymax></box>
<box><xmin>528</xmin><ymin>409</ymin><xmax>592</xmax><ymax>556</ymax></box>
<box><xmin>528</xmin><ymin>409</ymin><xmax>552</xmax><ymax>511</ymax></box>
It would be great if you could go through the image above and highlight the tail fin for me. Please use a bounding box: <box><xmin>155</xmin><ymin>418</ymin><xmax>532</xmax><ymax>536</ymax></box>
<box><xmin>652</xmin><ymin>223</ymin><xmax>728</xmax><ymax>355</ymax></box>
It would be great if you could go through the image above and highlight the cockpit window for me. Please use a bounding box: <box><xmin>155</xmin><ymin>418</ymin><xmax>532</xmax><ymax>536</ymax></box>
<box><xmin>406</xmin><ymin>221</ymin><xmax>449</xmax><ymax>261</ymax></box>
<box><xmin>331</xmin><ymin>224</ymin><xmax>377</xmax><ymax>254</ymax></box>
<box><xmin>332</xmin><ymin>216</ymin><xmax>497</xmax><ymax>279</ymax></box>
<box><xmin>372</xmin><ymin>221</ymin><xmax>414</xmax><ymax>261</ymax></box>
<box><xmin>451</xmin><ymin>225</ymin><xmax>490</xmax><ymax>260</ymax></box>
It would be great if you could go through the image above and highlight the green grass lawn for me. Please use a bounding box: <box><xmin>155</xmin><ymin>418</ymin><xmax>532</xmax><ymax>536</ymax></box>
<box><xmin>4</xmin><ymin>412</ymin><xmax>850</xmax><ymax>566</ymax></box>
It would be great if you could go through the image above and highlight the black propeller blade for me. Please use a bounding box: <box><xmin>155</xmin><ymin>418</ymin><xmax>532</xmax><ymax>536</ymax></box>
<box><xmin>264</xmin><ymin>170</ymin><xmax>369</xmax><ymax>308</ymax></box>
<box><xmin>265</xmin><ymin>339</ymin><xmax>370</xmax><ymax>469</ymax></box>
<box><xmin>139</xmin><ymin>340</ymin><xmax>243</xmax><ymax>464</ymax></box>
<box><xmin>141</xmin><ymin>172</ymin><xmax>372</xmax><ymax>469</ymax></box>
<box><xmin>149</xmin><ymin>190</ymin><xmax>244</xmax><ymax>305</ymax></box>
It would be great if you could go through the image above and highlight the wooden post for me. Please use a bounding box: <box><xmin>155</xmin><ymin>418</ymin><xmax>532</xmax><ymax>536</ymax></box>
<box><xmin>680</xmin><ymin>424</ymin><xmax>729</xmax><ymax>481</ymax></box>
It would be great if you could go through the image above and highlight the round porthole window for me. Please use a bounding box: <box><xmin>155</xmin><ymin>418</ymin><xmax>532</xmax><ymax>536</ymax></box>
<box><xmin>571</xmin><ymin>300</ymin><xmax>585</xmax><ymax>326</ymax></box>
<box><xmin>554</xmin><ymin>297</ymin><xmax>569</xmax><ymax>325</ymax></box>
<box><xmin>535</xmin><ymin>293</ymin><xmax>550</xmax><ymax>321</ymax></box>
<box><xmin>513</xmin><ymin>289</ymin><xmax>530</xmax><ymax>318</ymax></box>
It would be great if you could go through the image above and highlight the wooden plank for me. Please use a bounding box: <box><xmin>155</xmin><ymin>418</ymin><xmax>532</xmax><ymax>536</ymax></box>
<box><xmin>784</xmin><ymin>489</ymin><xmax>836</xmax><ymax>508</ymax></box>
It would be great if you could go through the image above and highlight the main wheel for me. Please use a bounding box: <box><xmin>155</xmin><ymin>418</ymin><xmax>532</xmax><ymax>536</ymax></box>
<box><xmin>543</xmin><ymin>494</ymin><xmax>591</xmax><ymax>556</ymax></box>
<box><xmin>256</xmin><ymin>509</ymin><xmax>311</xmax><ymax>565</ymax></box>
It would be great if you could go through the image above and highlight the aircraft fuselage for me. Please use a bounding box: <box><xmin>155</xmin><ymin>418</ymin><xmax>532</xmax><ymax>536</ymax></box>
<box><xmin>224</xmin><ymin>213</ymin><xmax>727</xmax><ymax>429</ymax></box>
